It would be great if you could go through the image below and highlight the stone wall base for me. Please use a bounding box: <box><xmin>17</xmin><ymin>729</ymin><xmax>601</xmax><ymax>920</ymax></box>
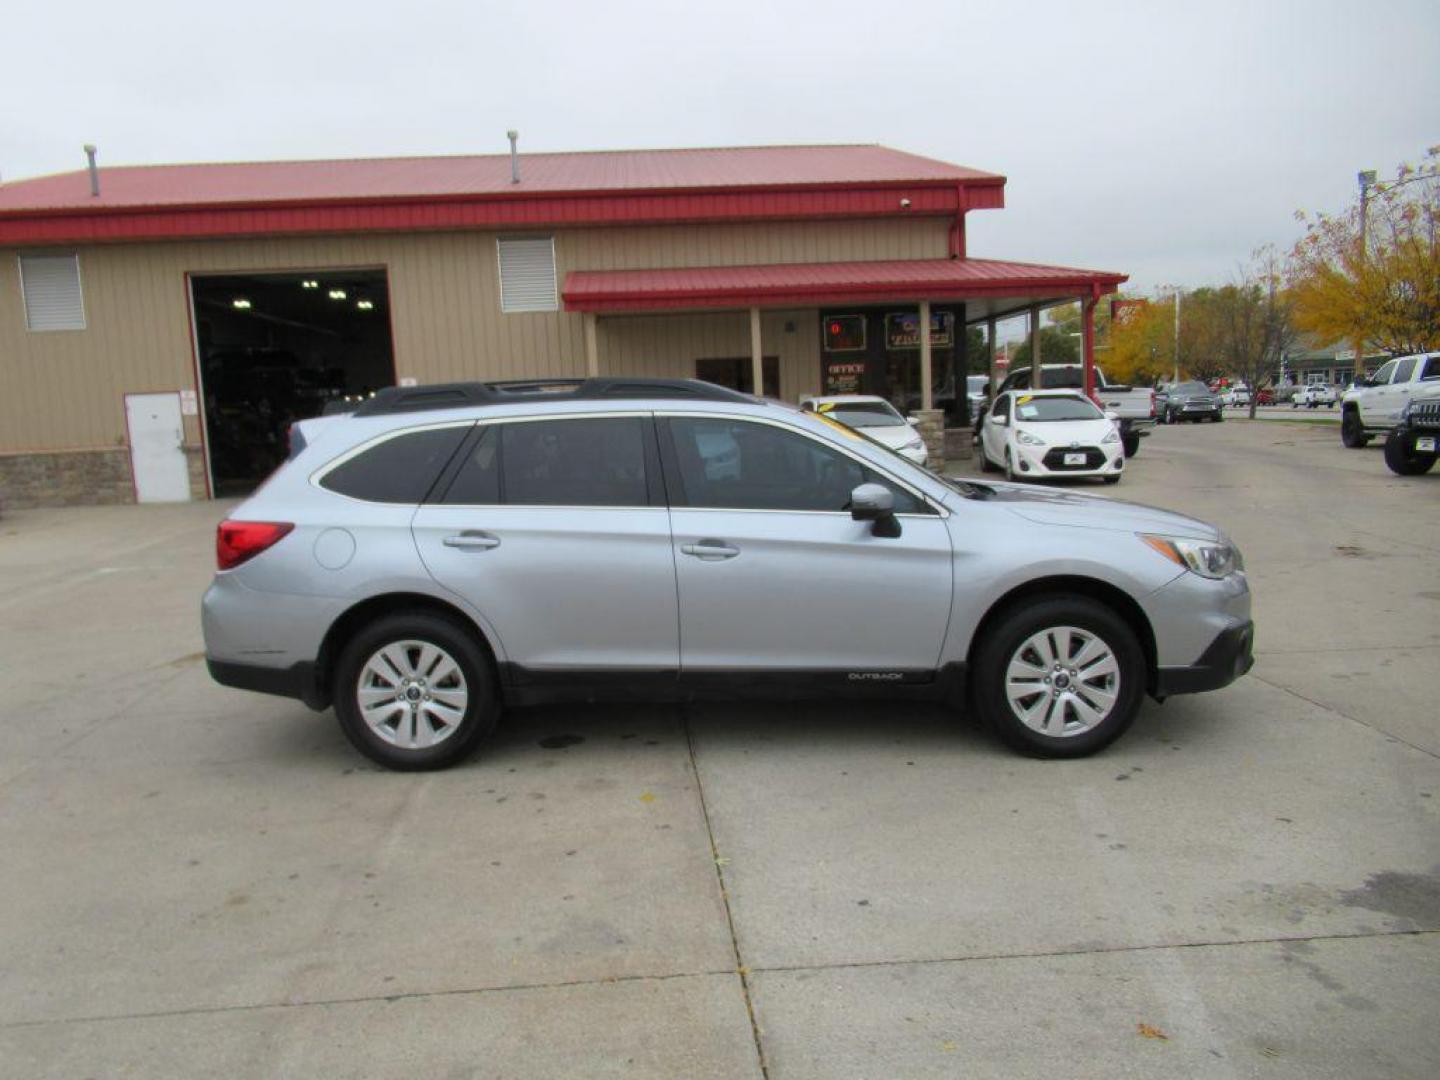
<box><xmin>912</xmin><ymin>409</ymin><xmax>946</xmax><ymax>470</ymax></box>
<box><xmin>0</xmin><ymin>446</ymin><xmax>208</xmax><ymax>510</ymax></box>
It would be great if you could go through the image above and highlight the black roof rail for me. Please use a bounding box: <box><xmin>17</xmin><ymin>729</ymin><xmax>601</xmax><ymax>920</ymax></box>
<box><xmin>351</xmin><ymin>377</ymin><xmax>755</xmax><ymax>416</ymax></box>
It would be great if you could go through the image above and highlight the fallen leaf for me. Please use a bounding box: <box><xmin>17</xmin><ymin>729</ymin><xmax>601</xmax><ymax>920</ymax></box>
<box><xmin>638</xmin><ymin>792</ymin><xmax>656</xmax><ymax>803</ymax></box>
<box><xmin>715</xmin><ymin>856</ymin><xmax>731</xmax><ymax>866</ymax></box>
<box><xmin>1137</xmin><ymin>1023</ymin><xmax>1169</xmax><ymax>1041</ymax></box>
<box><xmin>737</xmin><ymin>965</ymin><xmax>750</xmax><ymax>976</ymax></box>
<box><xmin>940</xmin><ymin>1041</ymin><xmax>957</xmax><ymax>1052</ymax></box>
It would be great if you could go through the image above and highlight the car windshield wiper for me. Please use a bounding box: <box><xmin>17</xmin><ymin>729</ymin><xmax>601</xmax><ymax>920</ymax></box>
<box><xmin>943</xmin><ymin>477</ymin><xmax>996</xmax><ymax>499</ymax></box>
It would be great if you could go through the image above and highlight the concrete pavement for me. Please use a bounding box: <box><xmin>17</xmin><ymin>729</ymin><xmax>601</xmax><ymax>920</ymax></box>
<box><xmin>0</xmin><ymin>420</ymin><xmax>1436</xmax><ymax>1078</ymax></box>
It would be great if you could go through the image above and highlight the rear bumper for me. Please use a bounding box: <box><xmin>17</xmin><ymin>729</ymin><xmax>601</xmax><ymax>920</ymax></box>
<box><xmin>206</xmin><ymin>657</ymin><xmax>330</xmax><ymax>711</ymax></box>
<box><xmin>1154</xmin><ymin>621</ymin><xmax>1255</xmax><ymax>697</ymax></box>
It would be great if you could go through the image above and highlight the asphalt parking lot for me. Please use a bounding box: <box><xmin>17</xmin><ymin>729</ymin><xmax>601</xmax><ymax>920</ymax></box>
<box><xmin>1</xmin><ymin>419</ymin><xmax>1437</xmax><ymax>1078</ymax></box>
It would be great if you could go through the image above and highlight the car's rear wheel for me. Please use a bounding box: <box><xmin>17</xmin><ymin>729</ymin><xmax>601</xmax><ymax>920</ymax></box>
<box><xmin>1383</xmin><ymin>430</ymin><xmax>1438</xmax><ymax>476</ymax></box>
<box><xmin>972</xmin><ymin>596</ymin><xmax>1145</xmax><ymax>758</ymax></box>
<box><xmin>334</xmin><ymin>612</ymin><xmax>497</xmax><ymax>770</ymax></box>
<box><xmin>1341</xmin><ymin>408</ymin><xmax>1369</xmax><ymax>448</ymax></box>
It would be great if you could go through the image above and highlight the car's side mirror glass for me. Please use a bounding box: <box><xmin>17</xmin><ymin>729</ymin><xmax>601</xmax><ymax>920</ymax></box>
<box><xmin>849</xmin><ymin>482</ymin><xmax>901</xmax><ymax>538</ymax></box>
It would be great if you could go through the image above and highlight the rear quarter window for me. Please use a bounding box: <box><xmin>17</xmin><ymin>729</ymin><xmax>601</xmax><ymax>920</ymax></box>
<box><xmin>319</xmin><ymin>426</ymin><xmax>469</xmax><ymax>503</ymax></box>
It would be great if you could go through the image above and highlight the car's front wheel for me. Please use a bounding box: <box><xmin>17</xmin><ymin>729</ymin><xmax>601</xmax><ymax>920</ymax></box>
<box><xmin>1383</xmin><ymin>429</ymin><xmax>1438</xmax><ymax>476</ymax></box>
<box><xmin>333</xmin><ymin>611</ymin><xmax>497</xmax><ymax>770</ymax></box>
<box><xmin>1121</xmin><ymin>432</ymin><xmax>1140</xmax><ymax>457</ymax></box>
<box><xmin>972</xmin><ymin>596</ymin><xmax>1145</xmax><ymax>758</ymax></box>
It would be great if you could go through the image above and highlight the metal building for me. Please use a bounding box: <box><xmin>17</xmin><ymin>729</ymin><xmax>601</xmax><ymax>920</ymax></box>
<box><xmin>0</xmin><ymin>144</ymin><xmax>1125</xmax><ymax>505</ymax></box>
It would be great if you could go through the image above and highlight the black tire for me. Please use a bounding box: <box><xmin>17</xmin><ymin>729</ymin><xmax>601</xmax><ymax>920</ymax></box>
<box><xmin>971</xmin><ymin>595</ymin><xmax>1146</xmax><ymax>758</ymax></box>
<box><xmin>1341</xmin><ymin>408</ymin><xmax>1370</xmax><ymax>448</ymax></box>
<box><xmin>333</xmin><ymin>611</ymin><xmax>497</xmax><ymax>771</ymax></box>
<box><xmin>1121</xmin><ymin>432</ymin><xmax>1140</xmax><ymax>457</ymax></box>
<box><xmin>1004</xmin><ymin>448</ymin><xmax>1019</xmax><ymax>483</ymax></box>
<box><xmin>1383</xmin><ymin>430</ymin><xmax>1438</xmax><ymax>476</ymax></box>
<box><xmin>980</xmin><ymin>448</ymin><xmax>1000</xmax><ymax>473</ymax></box>
<box><xmin>1214</xmin><ymin>411</ymin><xmax>1224</xmax><ymax>422</ymax></box>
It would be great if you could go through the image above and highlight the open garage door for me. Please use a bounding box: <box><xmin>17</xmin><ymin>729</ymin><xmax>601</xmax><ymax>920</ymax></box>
<box><xmin>191</xmin><ymin>269</ymin><xmax>395</xmax><ymax>495</ymax></box>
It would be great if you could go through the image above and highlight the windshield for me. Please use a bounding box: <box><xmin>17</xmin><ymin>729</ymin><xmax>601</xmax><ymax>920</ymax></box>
<box><xmin>1173</xmin><ymin>382</ymin><xmax>1209</xmax><ymax>395</ymax></box>
<box><xmin>1013</xmin><ymin>395</ymin><xmax>1104</xmax><ymax>422</ymax></box>
<box><xmin>816</xmin><ymin>401</ymin><xmax>906</xmax><ymax>428</ymax></box>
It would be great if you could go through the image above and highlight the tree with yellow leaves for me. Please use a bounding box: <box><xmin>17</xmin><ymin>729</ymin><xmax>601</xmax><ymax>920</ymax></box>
<box><xmin>1290</xmin><ymin>148</ymin><xmax>1440</xmax><ymax>363</ymax></box>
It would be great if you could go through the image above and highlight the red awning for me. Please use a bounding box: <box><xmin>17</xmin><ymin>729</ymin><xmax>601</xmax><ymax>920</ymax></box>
<box><xmin>563</xmin><ymin>257</ymin><xmax>1126</xmax><ymax>315</ymax></box>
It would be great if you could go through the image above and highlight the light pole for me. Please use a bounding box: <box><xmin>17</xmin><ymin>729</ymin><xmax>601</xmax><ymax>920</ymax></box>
<box><xmin>1353</xmin><ymin>169</ymin><xmax>1377</xmax><ymax>378</ymax></box>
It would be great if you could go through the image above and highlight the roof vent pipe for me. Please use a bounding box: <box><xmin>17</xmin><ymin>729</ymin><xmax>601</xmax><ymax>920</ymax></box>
<box><xmin>507</xmin><ymin>130</ymin><xmax>520</xmax><ymax>184</ymax></box>
<box><xmin>84</xmin><ymin>144</ymin><xmax>100</xmax><ymax>197</ymax></box>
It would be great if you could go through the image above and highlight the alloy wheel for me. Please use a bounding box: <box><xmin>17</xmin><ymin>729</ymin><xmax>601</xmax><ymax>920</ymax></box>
<box><xmin>356</xmin><ymin>639</ymin><xmax>469</xmax><ymax>749</ymax></box>
<box><xmin>1004</xmin><ymin>625</ymin><xmax>1120</xmax><ymax>737</ymax></box>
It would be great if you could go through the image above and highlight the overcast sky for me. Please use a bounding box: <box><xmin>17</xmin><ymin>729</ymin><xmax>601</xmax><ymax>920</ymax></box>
<box><xmin>4</xmin><ymin>0</ymin><xmax>1436</xmax><ymax>299</ymax></box>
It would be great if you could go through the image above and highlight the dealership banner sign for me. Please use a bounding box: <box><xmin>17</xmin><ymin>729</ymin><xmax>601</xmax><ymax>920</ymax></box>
<box><xmin>885</xmin><ymin>311</ymin><xmax>953</xmax><ymax>349</ymax></box>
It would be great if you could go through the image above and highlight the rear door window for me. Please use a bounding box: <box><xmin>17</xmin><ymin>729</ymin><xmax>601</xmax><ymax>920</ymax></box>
<box><xmin>439</xmin><ymin>426</ymin><xmax>500</xmax><ymax>504</ymax></box>
<box><xmin>1394</xmin><ymin>357</ymin><xmax>1418</xmax><ymax>383</ymax></box>
<box><xmin>320</xmin><ymin>426</ymin><xmax>469</xmax><ymax>504</ymax></box>
<box><xmin>501</xmin><ymin>417</ymin><xmax>650</xmax><ymax>507</ymax></box>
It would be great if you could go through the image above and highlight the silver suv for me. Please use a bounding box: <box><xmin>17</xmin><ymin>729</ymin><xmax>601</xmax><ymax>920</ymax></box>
<box><xmin>203</xmin><ymin>378</ymin><xmax>1253</xmax><ymax>770</ymax></box>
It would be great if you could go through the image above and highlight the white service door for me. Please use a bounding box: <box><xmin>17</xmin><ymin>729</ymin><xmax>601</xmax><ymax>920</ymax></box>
<box><xmin>125</xmin><ymin>393</ymin><xmax>191</xmax><ymax>502</ymax></box>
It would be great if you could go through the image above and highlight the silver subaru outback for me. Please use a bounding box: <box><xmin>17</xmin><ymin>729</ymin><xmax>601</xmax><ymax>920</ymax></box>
<box><xmin>203</xmin><ymin>378</ymin><xmax>1252</xmax><ymax>770</ymax></box>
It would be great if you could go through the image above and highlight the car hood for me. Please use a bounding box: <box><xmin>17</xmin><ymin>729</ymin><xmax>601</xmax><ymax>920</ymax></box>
<box><xmin>860</xmin><ymin>424</ymin><xmax>920</xmax><ymax>449</ymax></box>
<box><xmin>984</xmin><ymin>483</ymin><xmax>1220</xmax><ymax>540</ymax></box>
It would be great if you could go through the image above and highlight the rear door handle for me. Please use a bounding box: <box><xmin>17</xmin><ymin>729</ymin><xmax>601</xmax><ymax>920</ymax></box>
<box><xmin>681</xmin><ymin>539</ymin><xmax>740</xmax><ymax>560</ymax></box>
<box><xmin>443</xmin><ymin>531</ymin><xmax>501</xmax><ymax>551</ymax></box>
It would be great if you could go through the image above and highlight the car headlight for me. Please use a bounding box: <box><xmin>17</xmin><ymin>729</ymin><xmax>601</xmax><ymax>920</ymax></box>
<box><xmin>1102</xmin><ymin>427</ymin><xmax>1120</xmax><ymax>444</ymax></box>
<box><xmin>1140</xmin><ymin>534</ymin><xmax>1243</xmax><ymax>579</ymax></box>
<box><xmin>1015</xmin><ymin>429</ymin><xmax>1045</xmax><ymax>446</ymax></box>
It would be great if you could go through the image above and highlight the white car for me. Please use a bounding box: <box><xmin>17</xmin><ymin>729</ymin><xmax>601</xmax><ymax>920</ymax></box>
<box><xmin>1293</xmin><ymin>384</ymin><xmax>1337</xmax><ymax>408</ymax></box>
<box><xmin>979</xmin><ymin>390</ymin><xmax>1124</xmax><ymax>484</ymax></box>
<box><xmin>798</xmin><ymin>394</ymin><xmax>929</xmax><ymax>465</ymax></box>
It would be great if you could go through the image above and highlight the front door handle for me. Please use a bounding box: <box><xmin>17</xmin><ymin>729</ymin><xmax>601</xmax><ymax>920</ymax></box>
<box><xmin>680</xmin><ymin>539</ymin><xmax>740</xmax><ymax>561</ymax></box>
<box><xmin>443</xmin><ymin>531</ymin><xmax>501</xmax><ymax>551</ymax></box>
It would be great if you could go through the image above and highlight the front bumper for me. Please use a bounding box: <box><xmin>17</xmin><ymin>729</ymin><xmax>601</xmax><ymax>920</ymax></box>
<box><xmin>1154</xmin><ymin>620</ymin><xmax>1255</xmax><ymax>697</ymax></box>
<box><xmin>1011</xmin><ymin>442</ymin><xmax>1124</xmax><ymax>478</ymax></box>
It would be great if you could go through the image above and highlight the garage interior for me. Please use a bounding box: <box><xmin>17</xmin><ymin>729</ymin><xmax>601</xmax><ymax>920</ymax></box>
<box><xmin>191</xmin><ymin>269</ymin><xmax>396</xmax><ymax>495</ymax></box>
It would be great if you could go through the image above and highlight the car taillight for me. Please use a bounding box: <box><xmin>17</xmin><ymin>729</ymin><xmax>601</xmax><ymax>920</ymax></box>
<box><xmin>217</xmin><ymin>521</ymin><xmax>294</xmax><ymax>571</ymax></box>
<box><xmin>1149</xmin><ymin>389</ymin><xmax>1157</xmax><ymax>418</ymax></box>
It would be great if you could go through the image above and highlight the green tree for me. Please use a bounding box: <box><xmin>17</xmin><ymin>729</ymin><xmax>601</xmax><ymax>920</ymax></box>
<box><xmin>1010</xmin><ymin>325</ymin><xmax>1080</xmax><ymax>368</ymax></box>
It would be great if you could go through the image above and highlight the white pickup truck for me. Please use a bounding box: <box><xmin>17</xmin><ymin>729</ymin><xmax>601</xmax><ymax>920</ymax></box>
<box><xmin>1341</xmin><ymin>352</ymin><xmax>1440</xmax><ymax>447</ymax></box>
<box><xmin>1292</xmin><ymin>384</ymin><xmax>1337</xmax><ymax>408</ymax></box>
<box><xmin>995</xmin><ymin>363</ymin><xmax>1155</xmax><ymax>456</ymax></box>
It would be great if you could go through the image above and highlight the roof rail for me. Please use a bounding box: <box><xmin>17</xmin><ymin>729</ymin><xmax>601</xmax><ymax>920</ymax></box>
<box><xmin>350</xmin><ymin>377</ymin><xmax>755</xmax><ymax>416</ymax></box>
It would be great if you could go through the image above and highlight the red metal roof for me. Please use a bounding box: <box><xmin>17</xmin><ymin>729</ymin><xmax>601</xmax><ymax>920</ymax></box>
<box><xmin>0</xmin><ymin>145</ymin><xmax>1001</xmax><ymax>213</ymax></box>
<box><xmin>563</xmin><ymin>257</ymin><xmax>1127</xmax><ymax>313</ymax></box>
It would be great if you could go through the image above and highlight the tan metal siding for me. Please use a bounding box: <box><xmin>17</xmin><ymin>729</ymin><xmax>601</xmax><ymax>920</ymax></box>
<box><xmin>0</xmin><ymin>218</ymin><xmax>947</xmax><ymax>452</ymax></box>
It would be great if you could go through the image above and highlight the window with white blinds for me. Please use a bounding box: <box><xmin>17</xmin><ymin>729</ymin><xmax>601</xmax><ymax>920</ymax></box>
<box><xmin>19</xmin><ymin>254</ymin><xmax>87</xmax><ymax>331</ymax></box>
<box><xmin>497</xmin><ymin>237</ymin><xmax>558</xmax><ymax>313</ymax></box>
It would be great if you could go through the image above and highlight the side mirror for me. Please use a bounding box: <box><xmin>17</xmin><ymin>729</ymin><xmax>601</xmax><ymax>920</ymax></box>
<box><xmin>907</xmin><ymin>416</ymin><xmax>920</xmax><ymax>426</ymax></box>
<box><xmin>849</xmin><ymin>482</ymin><xmax>901</xmax><ymax>538</ymax></box>
<box><xmin>1104</xmin><ymin>410</ymin><xmax>1120</xmax><ymax>421</ymax></box>
<box><xmin>992</xmin><ymin>414</ymin><xmax>1009</xmax><ymax>427</ymax></box>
